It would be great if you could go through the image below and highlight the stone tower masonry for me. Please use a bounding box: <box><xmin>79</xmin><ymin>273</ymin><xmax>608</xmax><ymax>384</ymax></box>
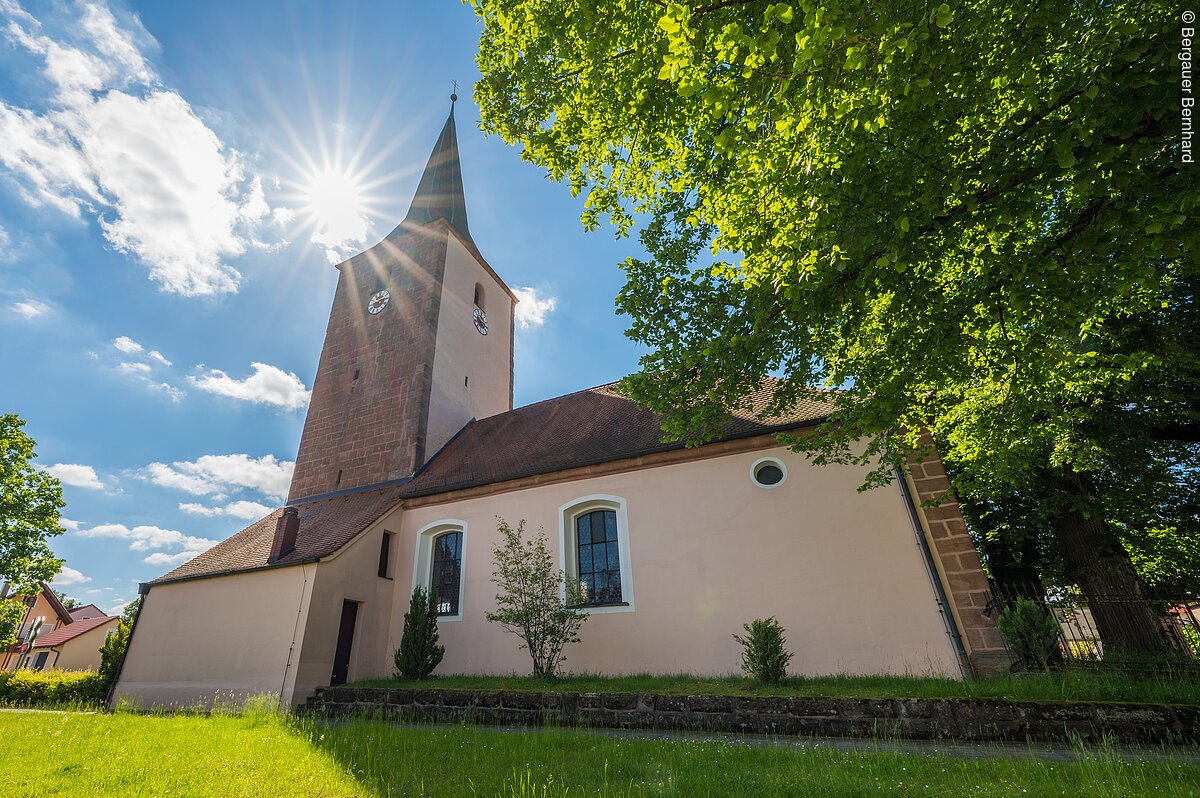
<box><xmin>287</xmin><ymin>100</ymin><xmax>516</xmax><ymax>503</ymax></box>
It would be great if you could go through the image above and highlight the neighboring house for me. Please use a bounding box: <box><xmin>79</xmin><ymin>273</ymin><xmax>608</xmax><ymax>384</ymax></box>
<box><xmin>68</xmin><ymin>604</ymin><xmax>107</xmax><ymax>622</ymax></box>
<box><xmin>20</xmin><ymin>615</ymin><xmax>119</xmax><ymax>672</ymax></box>
<box><xmin>113</xmin><ymin>100</ymin><xmax>1009</xmax><ymax>709</ymax></box>
<box><xmin>1</xmin><ymin>582</ymin><xmax>75</xmax><ymax>671</ymax></box>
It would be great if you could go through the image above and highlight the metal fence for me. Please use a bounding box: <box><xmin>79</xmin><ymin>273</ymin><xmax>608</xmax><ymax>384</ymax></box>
<box><xmin>984</xmin><ymin>585</ymin><xmax>1200</xmax><ymax>672</ymax></box>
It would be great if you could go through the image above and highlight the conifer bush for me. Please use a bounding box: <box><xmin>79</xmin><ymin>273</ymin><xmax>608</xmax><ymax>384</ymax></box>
<box><xmin>997</xmin><ymin>597</ymin><xmax>1063</xmax><ymax>672</ymax></box>
<box><xmin>733</xmin><ymin>617</ymin><xmax>793</xmax><ymax>685</ymax></box>
<box><xmin>394</xmin><ymin>586</ymin><xmax>444</xmax><ymax>679</ymax></box>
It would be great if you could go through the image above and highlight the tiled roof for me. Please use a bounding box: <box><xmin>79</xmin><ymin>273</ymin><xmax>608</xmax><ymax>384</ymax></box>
<box><xmin>30</xmin><ymin>615</ymin><xmax>116</xmax><ymax>648</ymax></box>
<box><xmin>68</xmin><ymin>604</ymin><xmax>105</xmax><ymax>621</ymax></box>
<box><xmin>151</xmin><ymin>485</ymin><xmax>408</xmax><ymax>585</ymax></box>
<box><xmin>149</xmin><ymin>380</ymin><xmax>833</xmax><ymax>586</ymax></box>
<box><xmin>400</xmin><ymin>381</ymin><xmax>834</xmax><ymax>497</ymax></box>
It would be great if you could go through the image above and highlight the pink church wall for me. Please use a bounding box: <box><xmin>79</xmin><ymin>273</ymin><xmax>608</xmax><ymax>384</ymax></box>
<box><xmin>384</xmin><ymin>443</ymin><xmax>963</xmax><ymax>680</ymax></box>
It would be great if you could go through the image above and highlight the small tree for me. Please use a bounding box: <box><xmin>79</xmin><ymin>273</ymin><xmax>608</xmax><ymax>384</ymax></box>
<box><xmin>997</xmin><ymin>597</ymin><xmax>1062</xmax><ymax>672</ymax></box>
<box><xmin>733</xmin><ymin>617</ymin><xmax>793</xmax><ymax>685</ymax></box>
<box><xmin>98</xmin><ymin>620</ymin><xmax>130</xmax><ymax>692</ymax></box>
<box><xmin>394</xmin><ymin>586</ymin><xmax>444</xmax><ymax>679</ymax></box>
<box><xmin>0</xmin><ymin>414</ymin><xmax>65</xmax><ymax>647</ymax></box>
<box><xmin>121</xmin><ymin>597</ymin><xmax>141</xmax><ymax>626</ymax></box>
<box><xmin>485</xmin><ymin>517</ymin><xmax>587</xmax><ymax>678</ymax></box>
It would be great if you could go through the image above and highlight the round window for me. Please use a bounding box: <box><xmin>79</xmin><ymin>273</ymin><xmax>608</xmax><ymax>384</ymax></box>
<box><xmin>751</xmin><ymin>458</ymin><xmax>787</xmax><ymax>488</ymax></box>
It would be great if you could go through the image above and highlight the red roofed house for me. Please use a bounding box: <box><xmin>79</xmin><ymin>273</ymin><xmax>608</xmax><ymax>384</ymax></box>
<box><xmin>23</xmin><ymin>614</ymin><xmax>119</xmax><ymax>672</ymax></box>
<box><xmin>113</xmin><ymin>100</ymin><xmax>1007</xmax><ymax>709</ymax></box>
<box><xmin>1</xmin><ymin>582</ymin><xmax>75</xmax><ymax>671</ymax></box>
<box><xmin>1</xmin><ymin>584</ymin><xmax>116</xmax><ymax>672</ymax></box>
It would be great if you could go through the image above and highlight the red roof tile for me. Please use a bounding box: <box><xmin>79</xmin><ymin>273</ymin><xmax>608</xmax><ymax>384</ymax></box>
<box><xmin>30</xmin><ymin>615</ymin><xmax>116</xmax><ymax>648</ymax></box>
<box><xmin>151</xmin><ymin>485</ymin><xmax>407</xmax><ymax>585</ymax></box>
<box><xmin>399</xmin><ymin>381</ymin><xmax>833</xmax><ymax>497</ymax></box>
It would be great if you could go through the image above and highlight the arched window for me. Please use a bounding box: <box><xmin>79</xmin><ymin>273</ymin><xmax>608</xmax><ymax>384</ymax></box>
<box><xmin>559</xmin><ymin>496</ymin><xmax>635</xmax><ymax>614</ymax></box>
<box><xmin>576</xmin><ymin>509</ymin><xmax>621</xmax><ymax>605</ymax></box>
<box><xmin>473</xmin><ymin>283</ymin><xmax>485</xmax><ymax>311</ymax></box>
<box><xmin>431</xmin><ymin>531</ymin><xmax>463</xmax><ymax>616</ymax></box>
<box><xmin>412</xmin><ymin>520</ymin><xmax>467</xmax><ymax>621</ymax></box>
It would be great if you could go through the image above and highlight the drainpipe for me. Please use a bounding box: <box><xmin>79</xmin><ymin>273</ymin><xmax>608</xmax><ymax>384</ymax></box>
<box><xmin>896</xmin><ymin>466</ymin><xmax>971</xmax><ymax>679</ymax></box>
<box><xmin>278</xmin><ymin>562</ymin><xmax>312</xmax><ymax>709</ymax></box>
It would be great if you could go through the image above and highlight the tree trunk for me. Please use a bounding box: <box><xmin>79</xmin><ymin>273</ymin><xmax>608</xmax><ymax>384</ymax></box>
<box><xmin>1046</xmin><ymin>469</ymin><xmax>1170</xmax><ymax>657</ymax></box>
<box><xmin>983</xmin><ymin>533</ymin><xmax>1048</xmax><ymax>604</ymax></box>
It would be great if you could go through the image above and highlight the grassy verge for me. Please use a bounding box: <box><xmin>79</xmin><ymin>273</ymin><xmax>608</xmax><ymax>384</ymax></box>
<box><xmin>352</xmin><ymin>670</ymin><xmax>1200</xmax><ymax>706</ymax></box>
<box><xmin>1</xmin><ymin>708</ymin><xmax>1198</xmax><ymax>797</ymax></box>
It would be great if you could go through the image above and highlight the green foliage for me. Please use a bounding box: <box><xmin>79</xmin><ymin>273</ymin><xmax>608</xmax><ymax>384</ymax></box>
<box><xmin>98</xmin><ymin>619</ymin><xmax>130</xmax><ymax>694</ymax></box>
<box><xmin>733</xmin><ymin>617</ymin><xmax>793</xmax><ymax>685</ymax></box>
<box><xmin>0</xmin><ymin>668</ymin><xmax>106</xmax><ymax>707</ymax></box>
<box><xmin>394</xmin><ymin>586</ymin><xmax>445</xmax><ymax>679</ymax></box>
<box><xmin>997</xmin><ymin>598</ymin><xmax>1063</xmax><ymax>672</ymax></box>
<box><xmin>52</xmin><ymin>589</ymin><xmax>80</xmax><ymax>609</ymax></box>
<box><xmin>485</xmin><ymin>517</ymin><xmax>588</xmax><ymax>678</ymax></box>
<box><xmin>0</xmin><ymin>414</ymin><xmax>65</xmax><ymax>646</ymax></box>
<box><xmin>121</xmin><ymin>596</ymin><xmax>141</xmax><ymax>626</ymax></box>
<box><xmin>471</xmin><ymin>0</ymin><xmax>1198</xmax><ymax>640</ymax></box>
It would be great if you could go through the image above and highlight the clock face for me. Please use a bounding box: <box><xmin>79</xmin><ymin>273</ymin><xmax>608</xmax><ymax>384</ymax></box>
<box><xmin>472</xmin><ymin>306</ymin><xmax>489</xmax><ymax>335</ymax></box>
<box><xmin>367</xmin><ymin>289</ymin><xmax>390</xmax><ymax>315</ymax></box>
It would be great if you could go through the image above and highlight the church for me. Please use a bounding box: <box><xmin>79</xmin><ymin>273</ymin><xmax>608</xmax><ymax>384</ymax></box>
<box><xmin>113</xmin><ymin>101</ymin><xmax>1007</xmax><ymax>708</ymax></box>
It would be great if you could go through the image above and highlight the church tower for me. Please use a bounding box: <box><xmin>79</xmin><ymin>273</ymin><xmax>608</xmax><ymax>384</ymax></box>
<box><xmin>287</xmin><ymin>99</ymin><xmax>516</xmax><ymax>503</ymax></box>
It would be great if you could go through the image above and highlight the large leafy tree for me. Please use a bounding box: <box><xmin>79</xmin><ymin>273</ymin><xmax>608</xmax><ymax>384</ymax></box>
<box><xmin>471</xmin><ymin>0</ymin><xmax>1196</xmax><ymax>652</ymax></box>
<box><xmin>0</xmin><ymin>414</ymin><xmax>65</xmax><ymax>646</ymax></box>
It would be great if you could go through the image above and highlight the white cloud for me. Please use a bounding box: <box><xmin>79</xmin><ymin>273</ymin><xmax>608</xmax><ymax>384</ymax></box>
<box><xmin>51</xmin><ymin>565</ymin><xmax>90</xmax><ymax>586</ymax></box>
<box><xmin>149</xmin><ymin>381</ymin><xmax>185</xmax><ymax>402</ymax></box>
<box><xmin>117</xmin><ymin>360</ymin><xmax>151</xmax><ymax>375</ymax></box>
<box><xmin>107</xmin><ymin>599</ymin><xmax>132</xmax><ymax>613</ymax></box>
<box><xmin>190</xmin><ymin>362</ymin><xmax>311</xmax><ymax>410</ymax></box>
<box><xmin>44</xmin><ymin>463</ymin><xmax>105</xmax><ymax>490</ymax></box>
<box><xmin>76</xmin><ymin>522</ymin><xmax>217</xmax><ymax>567</ymax></box>
<box><xmin>142</xmin><ymin>453</ymin><xmax>294</xmax><ymax>501</ymax></box>
<box><xmin>179</xmin><ymin>499</ymin><xmax>273</xmax><ymax>520</ymax></box>
<box><xmin>107</xmin><ymin>335</ymin><xmax>181</xmax><ymax>398</ymax></box>
<box><xmin>512</xmin><ymin>286</ymin><xmax>558</xmax><ymax>330</ymax></box>
<box><xmin>58</xmin><ymin>517</ymin><xmax>81</xmax><ymax>532</ymax></box>
<box><xmin>0</xmin><ymin>1</ymin><xmax>282</xmax><ymax>296</ymax></box>
<box><xmin>9</xmin><ymin>298</ymin><xmax>51</xmax><ymax>319</ymax></box>
<box><xmin>112</xmin><ymin>335</ymin><xmax>143</xmax><ymax>354</ymax></box>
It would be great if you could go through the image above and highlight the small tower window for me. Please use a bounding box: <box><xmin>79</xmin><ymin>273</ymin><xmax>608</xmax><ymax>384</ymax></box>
<box><xmin>473</xmin><ymin>283</ymin><xmax>485</xmax><ymax>311</ymax></box>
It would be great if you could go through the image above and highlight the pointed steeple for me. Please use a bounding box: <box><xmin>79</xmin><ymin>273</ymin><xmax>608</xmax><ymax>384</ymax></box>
<box><xmin>396</xmin><ymin>95</ymin><xmax>473</xmax><ymax>244</ymax></box>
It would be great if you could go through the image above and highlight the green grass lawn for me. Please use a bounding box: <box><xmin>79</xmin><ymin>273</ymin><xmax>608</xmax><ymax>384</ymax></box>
<box><xmin>353</xmin><ymin>670</ymin><xmax>1200</xmax><ymax>706</ymax></box>
<box><xmin>3</xmin><ymin>707</ymin><xmax>1199</xmax><ymax>797</ymax></box>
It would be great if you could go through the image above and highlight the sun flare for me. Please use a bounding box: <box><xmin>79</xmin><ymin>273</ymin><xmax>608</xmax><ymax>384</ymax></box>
<box><xmin>303</xmin><ymin>167</ymin><xmax>370</xmax><ymax>254</ymax></box>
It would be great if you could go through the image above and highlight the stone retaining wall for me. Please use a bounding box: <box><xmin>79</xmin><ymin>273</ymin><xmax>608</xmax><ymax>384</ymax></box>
<box><xmin>301</xmin><ymin>687</ymin><xmax>1200</xmax><ymax>745</ymax></box>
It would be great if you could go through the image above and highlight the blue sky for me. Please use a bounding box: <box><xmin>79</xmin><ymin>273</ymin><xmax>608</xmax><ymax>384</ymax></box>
<box><xmin>0</xmin><ymin>0</ymin><xmax>648</xmax><ymax>613</ymax></box>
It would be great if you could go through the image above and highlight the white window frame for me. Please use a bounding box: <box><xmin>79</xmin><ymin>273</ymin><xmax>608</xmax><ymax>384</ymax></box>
<box><xmin>749</xmin><ymin>455</ymin><xmax>788</xmax><ymax>489</ymax></box>
<box><xmin>412</xmin><ymin>519</ymin><xmax>467</xmax><ymax>622</ymax></box>
<box><xmin>558</xmin><ymin>495</ymin><xmax>634</xmax><ymax>615</ymax></box>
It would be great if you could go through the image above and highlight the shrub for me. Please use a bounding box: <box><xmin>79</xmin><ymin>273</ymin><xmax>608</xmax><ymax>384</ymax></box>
<box><xmin>733</xmin><ymin>617</ymin><xmax>793</xmax><ymax>685</ymax></box>
<box><xmin>997</xmin><ymin>597</ymin><xmax>1062</xmax><ymax>672</ymax></box>
<box><xmin>98</xmin><ymin>619</ymin><xmax>130</xmax><ymax>694</ymax></box>
<box><xmin>485</xmin><ymin>517</ymin><xmax>587</xmax><ymax>678</ymax></box>
<box><xmin>0</xmin><ymin>668</ymin><xmax>106</xmax><ymax>707</ymax></box>
<box><xmin>394</xmin><ymin>586</ymin><xmax>445</xmax><ymax>679</ymax></box>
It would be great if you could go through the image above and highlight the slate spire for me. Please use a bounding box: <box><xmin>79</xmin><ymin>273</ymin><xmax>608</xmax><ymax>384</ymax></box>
<box><xmin>396</xmin><ymin>94</ymin><xmax>472</xmax><ymax>244</ymax></box>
